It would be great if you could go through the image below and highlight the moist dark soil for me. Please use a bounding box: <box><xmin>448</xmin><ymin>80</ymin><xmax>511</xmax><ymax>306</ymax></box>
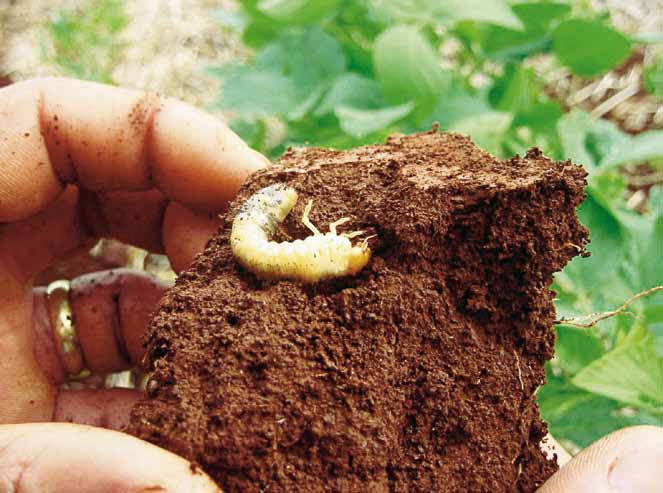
<box><xmin>126</xmin><ymin>130</ymin><xmax>588</xmax><ymax>492</ymax></box>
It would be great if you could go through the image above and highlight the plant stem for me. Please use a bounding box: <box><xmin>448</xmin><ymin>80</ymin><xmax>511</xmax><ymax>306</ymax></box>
<box><xmin>555</xmin><ymin>286</ymin><xmax>663</xmax><ymax>328</ymax></box>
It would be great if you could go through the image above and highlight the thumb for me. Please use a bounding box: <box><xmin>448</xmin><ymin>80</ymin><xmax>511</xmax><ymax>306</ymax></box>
<box><xmin>0</xmin><ymin>423</ymin><xmax>221</xmax><ymax>492</ymax></box>
<box><xmin>538</xmin><ymin>425</ymin><xmax>663</xmax><ymax>492</ymax></box>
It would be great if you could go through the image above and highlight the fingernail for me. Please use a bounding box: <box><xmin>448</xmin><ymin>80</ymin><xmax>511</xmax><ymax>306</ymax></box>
<box><xmin>608</xmin><ymin>444</ymin><xmax>663</xmax><ymax>493</ymax></box>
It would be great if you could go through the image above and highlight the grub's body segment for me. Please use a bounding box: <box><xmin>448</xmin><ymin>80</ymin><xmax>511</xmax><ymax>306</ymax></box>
<box><xmin>230</xmin><ymin>184</ymin><xmax>371</xmax><ymax>283</ymax></box>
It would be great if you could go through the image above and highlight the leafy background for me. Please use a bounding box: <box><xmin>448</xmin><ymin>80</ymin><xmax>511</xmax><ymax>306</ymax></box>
<box><xmin>3</xmin><ymin>0</ymin><xmax>662</xmax><ymax>454</ymax></box>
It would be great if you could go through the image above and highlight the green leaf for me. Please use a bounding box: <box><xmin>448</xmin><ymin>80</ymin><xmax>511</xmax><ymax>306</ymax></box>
<box><xmin>257</xmin><ymin>0</ymin><xmax>338</xmax><ymax>23</ymax></box>
<box><xmin>335</xmin><ymin>102</ymin><xmax>414</xmax><ymax>138</ymax></box>
<box><xmin>325</xmin><ymin>1</ymin><xmax>385</xmax><ymax>75</ymax></box>
<box><xmin>585</xmin><ymin>117</ymin><xmax>630</xmax><ymax>165</ymax></box>
<box><xmin>587</xmin><ymin>172</ymin><xmax>627</xmax><ymax>212</ymax></box>
<box><xmin>557</xmin><ymin>110</ymin><xmax>595</xmax><ymax>170</ymax></box>
<box><xmin>601</xmin><ymin>130</ymin><xmax>663</xmax><ymax>169</ymax></box>
<box><xmin>511</xmin><ymin>2</ymin><xmax>571</xmax><ymax>32</ymax></box>
<box><xmin>286</xmin><ymin>116</ymin><xmax>365</xmax><ymax>150</ymax></box>
<box><xmin>427</xmin><ymin>86</ymin><xmax>492</xmax><ymax>129</ymax></box>
<box><xmin>374</xmin><ymin>0</ymin><xmax>523</xmax><ymax>29</ymax></box>
<box><xmin>489</xmin><ymin>64</ymin><xmax>540</xmax><ymax>114</ymax></box>
<box><xmin>645</xmin><ymin>304</ymin><xmax>663</xmax><ymax>358</ymax></box>
<box><xmin>254</xmin><ymin>42</ymin><xmax>288</xmax><ymax>72</ymax></box>
<box><xmin>572</xmin><ymin>333</ymin><xmax>663</xmax><ymax>409</ymax></box>
<box><xmin>539</xmin><ymin>375</ymin><xmax>654</xmax><ymax>449</ymax></box>
<box><xmin>481</xmin><ymin>27</ymin><xmax>550</xmax><ymax>61</ymax></box>
<box><xmin>553</xmin><ymin>19</ymin><xmax>632</xmax><ymax>77</ymax></box>
<box><xmin>450</xmin><ymin>111</ymin><xmax>513</xmax><ymax>156</ymax></box>
<box><xmin>315</xmin><ymin>73</ymin><xmax>384</xmax><ymax>116</ymax></box>
<box><xmin>287</xmin><ymin>85</ymin><xmax>326</xmax><ymax>121</ymax></box>
<box><xmin>650</xmin><ymin>185</ymin><xmax>663</xmax><ymax>216</ymax></box>
<box><xmin>237</xmin><ymin>1</ymin><xmax>283</xmax><ymax>47</ymax></box>
<box><xmin>640</xmin><ymin>187</ymin><xmax>663</xmax><ymax>290</ymax></box>
<box><xmin>555</xmin><ymin>325</ymin><xmax>605</xmax><ymax>375</ymax></box>
<box><xmin>231</xmin><ymin>118</ymin><xmax>268</xmax><ymax>151</ymax></box>
<box><xmin>644</xmin><ymin>57</ymin><xmax>663</xmax><ymax>99</ymax></box>
<box><xmin>435</xmin><ymin>0</ymin><xmax>524</xmax><ymax>29</ymax></box>
<box><xmin>219</xmin><ymin>69</ymin><xmax>296</xmax><ymax>117</ymax></box>
<box><xmin>513</xmin><ymin>101</ymin><xmax>563</xmax><ymax>135</ymax></box>
<box><xmin>557</xmin><ymin>109</ymin><xmax>631</xmax><ymax>171</ymax></box>
<box><xmin>564</xmin><ymin>194</ymin><xmax>625</xmax><ymax>287</ymax></box>
<box><xmin>235</xmin><ymin>26</ymin><xmax>346</xmax><ymax>117</ymax></box>
<box><xmin>292</xmin><ymin>28</ymin><xmax>346</xmax><ymax>92</ymax></box>
<box><xmin>269</xmin><ymin>26</ymin><xmax>346</xmax><ymax>95</ymax></box>
<box><xmin>373</xmin><ymin>25</ymin><xmax>448</xmax><ymax>119</ymax></box>
<box><xmin>242</xmin><ymin>21</ymin><xmax>281</xmax><ymax>48</ymax></box>
<box><xmin>481</xmin><ymin>3</ymin><xmax>570</xmax><ymax>60</ymax></box>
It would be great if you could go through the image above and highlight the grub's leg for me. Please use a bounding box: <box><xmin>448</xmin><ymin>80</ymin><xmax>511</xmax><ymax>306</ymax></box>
<box><xmin>329</xmin><ymin>217</ymin><xmax>351</xmax><ymax>235</ymax></box>
<box><xmin>361</xmin><ymin>234</ymin><xmax>377</xmax><ymax>247</ymax></box>
<box><xmin>302</xmin><ymin>199</ymin><xmax>322</xmax><ymax>235</ymax></box>
<box><xmin>342</xmin><ymin>230</ymin><xmax>365</xmax><ymax>239</ymax></box>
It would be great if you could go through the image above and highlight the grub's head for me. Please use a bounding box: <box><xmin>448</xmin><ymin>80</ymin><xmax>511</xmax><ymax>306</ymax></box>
<box><xmin>346</xmin><ymin>242</ymin><xmax>372</xmax><ymax>276</ymax></box>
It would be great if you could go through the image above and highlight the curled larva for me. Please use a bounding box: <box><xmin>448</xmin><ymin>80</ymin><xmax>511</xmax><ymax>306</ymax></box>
<box><xmin>230</xmin><ymin>183</ymin><xmax>372</xmax><ymax>283</ymax></box>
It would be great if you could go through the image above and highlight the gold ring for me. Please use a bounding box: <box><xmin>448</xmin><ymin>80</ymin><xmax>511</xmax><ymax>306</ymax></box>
<box><xmin>46</xmin><ymin>279</ymin><xmax>88</xmax><ymax>378</ymax></box>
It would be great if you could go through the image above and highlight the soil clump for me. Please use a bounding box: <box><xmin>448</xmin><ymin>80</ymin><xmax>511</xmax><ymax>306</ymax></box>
<box><xmin>126</xmin><ymin>130</ymin><xmax>587</xmax><ymax>492</ymax></box>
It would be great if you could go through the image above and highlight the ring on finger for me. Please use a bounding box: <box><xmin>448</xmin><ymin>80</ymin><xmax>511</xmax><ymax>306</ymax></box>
<box><xmin>46</xmin><ymin>279</ymin><xmax>90</xmax><ymax>379</ymax></box>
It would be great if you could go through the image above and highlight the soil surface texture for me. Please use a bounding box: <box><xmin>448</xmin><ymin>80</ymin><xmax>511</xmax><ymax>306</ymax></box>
<box><xmin>126</xmin><ymin>130</ymin><xmax>588</xmax><ymax>492</ymax></box>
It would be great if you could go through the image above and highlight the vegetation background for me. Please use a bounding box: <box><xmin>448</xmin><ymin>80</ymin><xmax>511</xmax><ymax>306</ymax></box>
<box><xmin>1</xmin><ymin>0</ymin><xmax>662</xmax><ymax>456</ymax></box>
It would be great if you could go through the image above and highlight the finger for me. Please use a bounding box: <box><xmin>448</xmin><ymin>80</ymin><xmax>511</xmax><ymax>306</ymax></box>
<box><xmin>0</xmin><ymin>79</ymin><xmax>61</xmax><ymax>221</ymax></box>
<box><xmin>2</xmin><ymin>186</ymin><xmax>193</xmax><ymax>281</ymax></box>
<box><xmin>148</xmin><ymin>97</ymin><xmax>270</xmax><ymax>212</ymax></box>
<box><xmin>163</xmin><ymin>202</ymin><xmax>221</xmax><ymax>272</ymax></box>
<box><xmin>0</xmin><ymin>275</ymin><xmax>55</xmax><ymax>423</ymax></box>
<box><xmin>0</xmin><ymin>423</ymin><xmax>221</xmax><ymax>492</ymax></box>
<box><xmin>53</xmin><ymin>388</ymin><xmax>141</xmax><ymax>430</ymax></box>
<box><xmin>82</xmin><ymin>188</ymin><xmax>168</xmax><ymax>253</ymax></box>
<box><xmin>538</xmin><ymin>425</ymin><xmax>663</xmax><ymax>492</ymax></box>
<box><xmin>69</xmin><ymin>268</ymin><xmax>169</xmax><ymax>374</ymax></box>
<box><xmin>1</xmin><ymin>186</ymin><xmax>88</xmax><ymax>281</ymax></box>
<box><xmin>32</xmin><ymin>269</ymin><xmax>169</xmax><ymax>378</ymax></box>
<box><xmin>0</xmin><ymin>77</ymin><xmax>267</xmax><ymax>222</ymax></box>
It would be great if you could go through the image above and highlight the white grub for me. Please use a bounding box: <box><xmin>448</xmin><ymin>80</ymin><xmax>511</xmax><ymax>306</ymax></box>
<box><xmin>230</xmin><ymin>184</ymin><xmax>372</xmax><ymax>283</ymax></box>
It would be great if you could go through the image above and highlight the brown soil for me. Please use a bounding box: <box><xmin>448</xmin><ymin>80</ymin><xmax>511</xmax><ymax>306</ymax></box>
<box><xmin>126</xmin><ymin>130</ymin><xmax>588</xmax><ymax>492</ymax></box>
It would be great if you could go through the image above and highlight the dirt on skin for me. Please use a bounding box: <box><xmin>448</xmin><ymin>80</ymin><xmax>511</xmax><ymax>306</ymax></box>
<box><xmin>126</xmin><ymin>130</ymin><xmax>588</xmax><ymax>492</ymax></box>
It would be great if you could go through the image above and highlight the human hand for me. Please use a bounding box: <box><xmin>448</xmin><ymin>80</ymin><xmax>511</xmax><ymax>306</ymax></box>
<box><xmin>0</xmin><ymin>77</ymin><xmax>266</xmax><ymax>491</ymax></box>
<box><xmin>539</xmin><ymin>425</ymin><xmax>663</xmax><ymax>492</ymax></box>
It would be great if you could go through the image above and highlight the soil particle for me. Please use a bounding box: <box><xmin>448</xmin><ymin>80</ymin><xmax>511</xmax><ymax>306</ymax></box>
<box><xmin>126</xmin><ymin>130</ymin><xmax>587</xmax><ymax>492</ymax></box>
